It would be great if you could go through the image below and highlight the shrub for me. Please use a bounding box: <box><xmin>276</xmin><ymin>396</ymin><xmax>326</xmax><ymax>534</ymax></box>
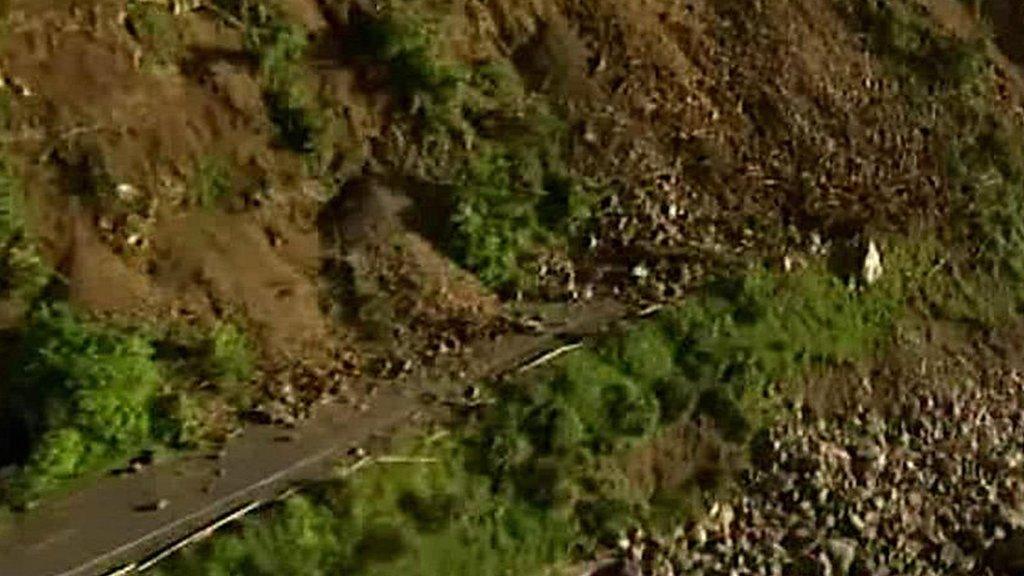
<box><xmin>1</xmin><ymin>306</ymin><xmax>163</xmax><ymax>505</ymax></box>
<box><xmin>204</xmin><ymin>321</ymin><xmax>255</xmax><ymax>383</ymax></box>
<box><xmin>346</xmin><ymin>11</ymin><xmax>466</xmax><ymax>125</ymax></box>
<box><xmin>146</xmin><ymin>320</ymin><xmax>257</xmax><ymax>447</ymax></box>
<box><xmin>189</xmin><ymin>157</ymin><xmax>233</xmax><ymax>207</ymax></box>
<box><xmin>339</xmin><ymin>14</ymin><xmax>588</xmax><ymax>294</ymax></box>
<box><xmin>0</xmin><ymin>157</ymin><xmax>48</xmax><ymax>302</ymax></box>
<box><xmin>0</xmin><ymin>156</ymin><xmax>22</xmax><ymax>245</ymax></box>
<box><xmin>244</xmin><ymin>12</ymin><xmax>323</xmax><ymax>153</ymax></box>
<box><xmin>125</xmin><ymin>2</ymin><xmax>184</xmax><ymax>68</ymax></box>
<box><xmin>448</xmin><ymin>149</ymin><xmax>548</xmax><ymax>292</ymax></box>
<box><xmin>0</xmin><ymin>90</ymin><xmax>10</xmax><ymax>128</ymax></box>
<box><xmin>152</xmin><ymin>391</ymin><xmax>208</xmax><ymax>448</ymax></box>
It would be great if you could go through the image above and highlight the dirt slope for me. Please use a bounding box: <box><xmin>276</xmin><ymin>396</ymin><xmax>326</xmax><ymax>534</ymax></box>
<box><xmin>0</xmin><ymin>0</ymin><xmax>994</xmax><ymax>357</ymax></box>
<box><xmin>3</xmin><ymin>0</ymin><xmax>1024</xmax><ymax>543</ymax></box>
<box><xmin>4</xmin><ymin>0</ymin><xmax>1024</xmax><ymax>573</ymax></box>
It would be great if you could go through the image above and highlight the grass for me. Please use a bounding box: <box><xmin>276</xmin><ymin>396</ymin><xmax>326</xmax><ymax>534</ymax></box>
<box><xmin>189</xmin><ymin>157</ymin><xmax>233</xmax><ymax>208</ymax></box>
<box><xmin>125</xmin><ymin>1</ymin><xmax>184</xmax><ymax>69</ymax></box>
<box><xmin>155</xmin><ymin>261</ymin><xmax>908</xmax><ymax>575</ymax></box>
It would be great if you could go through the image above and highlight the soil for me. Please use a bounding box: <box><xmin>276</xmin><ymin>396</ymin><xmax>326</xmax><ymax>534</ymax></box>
<box><xmin>2</xmin><ymin>0</ymin><xmax>1024</xmax><ymax>572</ymax></box>
<box><xmin>0</xmin><ymin>0</ymin><xmax>1009</xmax><ymax>359</ymax></box>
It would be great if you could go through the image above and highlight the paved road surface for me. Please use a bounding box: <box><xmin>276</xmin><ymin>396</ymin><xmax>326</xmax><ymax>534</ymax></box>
<box><xmin>0</xmin><ymin>300</ymin><xmax>627</xmax><ymax>576</ymax></box>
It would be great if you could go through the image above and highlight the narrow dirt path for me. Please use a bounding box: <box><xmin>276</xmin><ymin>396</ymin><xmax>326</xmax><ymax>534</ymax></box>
<box><xmin>0</xmin><ymin>299</ymin><xmax>627</xmax><ymax>576</ymax></box>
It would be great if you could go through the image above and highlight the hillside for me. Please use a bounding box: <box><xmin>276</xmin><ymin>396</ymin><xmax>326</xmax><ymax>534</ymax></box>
<box><xmin>4</xmin><ymin>0</ymin><xmax>1024</xmax><ymax>574</ymax></box>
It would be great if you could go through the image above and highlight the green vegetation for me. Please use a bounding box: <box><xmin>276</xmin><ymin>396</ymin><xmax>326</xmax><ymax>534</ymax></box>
<box><xmin>0</xmin><ymin>306</ymin><xmax>163</xmax><ymax>505</ymax></box>
<box><xmin>0</xmin><ymin>156</ymin><xmax>48</xmax><ymax>303</ymax></box>
<box><xmin>241</xmin><ymin>7</ymin><xmax>323</xmax><ymax>154</ymax></box>
<box><xmin>841</xmin><ymin>0</ymin><xmax>1024</xmax><ymax>324</ymax></box>
<box><xmin>0</xmin><ymin>52</ymin><xmax>257</xmax><ymax>507</ymax></box>
<box><xmin>189</xmin><ymin>157</ymin><xmax>233</xmax><ymax>208</ymax></box>
<box><xmin>125</xmin><ymin>1</ymin><xmax>185</xmax><ymax>69</ymax></box>
<box><xmin>344</xmin><ymin>10</ymin><xmax>590</xmax><ymax>294</ymax></box>
<box><xmin>218</xmin><ymin>1</ymin><xmax>353</xmax><ymax>171</ymax></box>
<box><xmin>853</xmin><ymin>0</ymin><xmax>987</xmax><ymax>88</ymax></box>
<box><xmin>443</xmin><ymin>61</ymin><xmax>592</xmax><ymax>293</ymax></box>
<box><xmin>149</xmin><ymin>319</ymin><xmax>255</xmax><ymax>448</ymax></box>
<box><xmin>449</xmin><ymin>148</ymin><xmax>557</xmax><ymax>292</ymax></box>
<box><xmin>156</xmin><ymin>263</ymin><xmax>907</xmax><ymax>575</ymax></box>
<box><xmin>0</xmin><ymin>90</ymin><xmax>11</xmax><ymax>129</ymax></box>
<box><xmin>204</xmin><ymin>321</ymin><xmax>256</xmax><ymax>384</ymax></box>
<box><xmin>346</xmin><ymin>9</ymin><xmax>466</xmax><ymax>126</ymax></box>
<box><xmin>0</xmin><ymin>308</ymin><xmax>257</xmax><ymax>507</ymax></box>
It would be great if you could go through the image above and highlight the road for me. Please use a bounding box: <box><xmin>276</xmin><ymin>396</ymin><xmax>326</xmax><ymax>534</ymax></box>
<box><xmin>0</xmin><ymin>299</ymin><xmax>628</xmax><ymax>576</ymax></box>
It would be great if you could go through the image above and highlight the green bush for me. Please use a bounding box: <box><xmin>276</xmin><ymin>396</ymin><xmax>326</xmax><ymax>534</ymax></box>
<box><xmin>157</xmin><ymin>438</ymin><xmax>576</xmax><ymax>576</ymax></box>
<box><xmin>125</xmin><ymin>2</ymin><xmax>183</xmax><ymax>67</ymax></box>
<box><xmin>1</xmin><ymin>306</ymin><xmax>163</xmax><ymax>505</ymax></box>
<box><xmin>0</xmin><ymin>157</ymin><xmax>21</xmax><ymax>245</ymax></box>
<box><xmin>347</xmin><ymin>11</ymin><xmax>466</xmax><ymax>125</ymax></box>
<box><xmin>205</xmin><ymin>321</ymin><xmax>255</xmax><ymax>383</ymax></box>
<box><xmin>448</xmin><ymin>149</ymin><xmax>548</xmax><ymax>291</ymax></box>
<box><xmin>146</xmin><ymin>320</ymin><xmax>256</xmax><ymax>447</ymax></box>
<box><xmin>340</xmin><ymin>13</ymin><xmax>589</xmax><ymax>294</ymax></box>
<box><xmin>0</xmin><ymin>90</ymin><xmax>10</xmax><ymax>128</ymax></box>
<box><xmin>151</xmin><ymin>391</ymin><xmax>207</xmax><ymax>449</ymax></box>
<box><xmin>0</xmin><ymin>157</ymin><xmax>48</xmax><ymax>302</ymax></box>
<box><xmin>444</xmin><ymin>104</ymin><xmax>583</xmax><ymax>294</ymax></box>
<box><xmin>243</xmin><ymin>12</ymin><xmax>323</xmax><ymax>153</ymax></box>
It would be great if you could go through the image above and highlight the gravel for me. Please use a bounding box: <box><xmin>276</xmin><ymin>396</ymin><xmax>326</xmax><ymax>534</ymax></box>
<box><xmin>612</xmin><ymin>359</ymin><xmax>1024</xmax><ymax>575</ymax></box>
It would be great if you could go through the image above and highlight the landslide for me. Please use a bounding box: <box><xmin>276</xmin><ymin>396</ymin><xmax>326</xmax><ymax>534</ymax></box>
<box><xmin>1</xmin><ymin>0</ymin><xmax>1023</xmax><ymax>516</ymax></box>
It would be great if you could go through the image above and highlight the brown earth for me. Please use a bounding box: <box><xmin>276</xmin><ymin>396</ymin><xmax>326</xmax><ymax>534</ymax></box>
<box><xmin>0</xmin><ymin>0</ymin><xmax>1004</xmax><ymax>345</ymax></box>
<box><xmin>4</xmin><ymin>0</ymin><xmax>1024</xmax><ymax>573</ymax></box>
<box><xmin>0</xmin><ymin>0</ymin><xmax>440</xmax><ymax>364</ymax></box>
<box><xmin>1</xmin><ymin>0</ymin><xmax>1021</xmax><ymax>450</ymax></box>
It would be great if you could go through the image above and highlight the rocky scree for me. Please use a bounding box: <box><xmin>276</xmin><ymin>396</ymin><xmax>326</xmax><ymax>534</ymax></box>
<box><xmin>607</xmin><ymin>352</ymin><xmax>1024</xmax><ymax>575</ymax></box>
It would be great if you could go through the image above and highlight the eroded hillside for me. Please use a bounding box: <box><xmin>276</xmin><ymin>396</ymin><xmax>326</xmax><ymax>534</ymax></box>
<box><xmin>4</xmin><ymin>0</ymin><xmax>1024</xmax><ymax>573</ymax></box>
